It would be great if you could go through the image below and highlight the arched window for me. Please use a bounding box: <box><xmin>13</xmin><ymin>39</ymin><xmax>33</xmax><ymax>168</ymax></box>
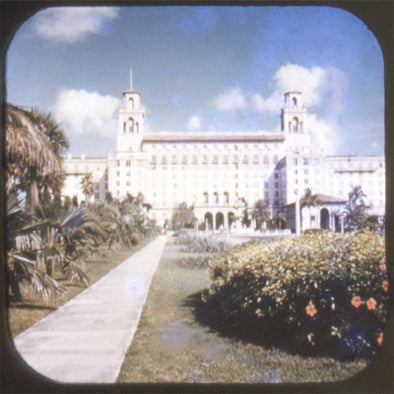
<box><xmin>292</xmin><ymin>117</ymin><xmax>299</xmax><ymax>132</ymax></box>
<box><xmin>128</xmin><ymin>97</ymin><xmax>134</xmax><ymax>110</ymax></box>
<box><xmin>224</xmin><ymin>191</ymin><xmax>229</xmax><ymax>204</ymax></box>
<box><xmin>203</xmin><ymin>192</ymin><xmax>209</xmax><ymax>204</ymax></box>
<box><xmin>292</xmin><ymin>97</ymin><xmax>297</xmax><ymax>108</ymax></box>
<box><xmin>214</xmin><ymin>192</ymin><xmax>219</xmax><ymax>204</ymax></box>
<box><xmin>128</xmin><ymin>117</ymin><xmax>134</xmax><ymax>133</ymax></box>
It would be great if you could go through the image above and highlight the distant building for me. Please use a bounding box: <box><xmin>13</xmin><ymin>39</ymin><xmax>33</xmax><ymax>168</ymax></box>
<box><xmin>62</xmin><ymin>75</ymin><xmax>385</xmax><ymax>232</ymax></box>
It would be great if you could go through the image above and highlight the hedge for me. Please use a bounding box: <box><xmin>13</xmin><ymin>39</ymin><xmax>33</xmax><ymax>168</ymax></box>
<box><xmin>203</xmin><ymin>231</ymin><xmax>389</xmax><ymax>360</ymax></box>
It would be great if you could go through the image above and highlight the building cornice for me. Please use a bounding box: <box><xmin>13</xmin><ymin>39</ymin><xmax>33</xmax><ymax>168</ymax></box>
<box><xmin>142</xmin><ymin>133</ymin><xmax>285</xmax><ymax>143</ymax></box>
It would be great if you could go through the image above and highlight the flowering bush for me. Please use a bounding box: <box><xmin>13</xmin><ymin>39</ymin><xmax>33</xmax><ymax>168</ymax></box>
<box><xmin>204</xmin><ymin>231</ymin><xmax>389</xmax><ymax>360</ymax></box>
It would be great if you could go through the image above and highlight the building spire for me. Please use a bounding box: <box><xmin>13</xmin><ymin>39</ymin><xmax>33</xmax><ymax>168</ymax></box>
<box><xmin>129</xmin><ymin>69</ymin><xmax>133</xmax><ymax>91</ymax></box>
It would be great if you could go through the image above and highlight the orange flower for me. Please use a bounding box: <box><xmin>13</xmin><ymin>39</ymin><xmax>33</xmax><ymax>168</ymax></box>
<box><xmin>366</xmin><ymin>297</ymin><xmax>377</xmax><ymax>311</ymax></box>
<box><xmin>377</xmin><ymin>332</ymin><xmax>384</xmax><ymax>346</ymax></box>
<box><xmin>351</xmin><ymin>296</ymin><xmax>362</xmax><ymax>309</ymax></box>
<box><xmin>379</xmin><ymin>264</ymin><xmax>387</xmax><ymax>272</ymax></box>
<box><xmin>305</xmin><ymin>304</ymin><xmax>317</xmax><ymax>317</ymax></box>
<box><xmin>381</xmin><ymin>280</ymin><xmax>389</xmax><ymax>292</ymax></box>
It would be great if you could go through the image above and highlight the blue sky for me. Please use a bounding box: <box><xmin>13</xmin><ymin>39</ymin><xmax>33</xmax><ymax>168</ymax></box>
<box><xmin>6</xmin><ymin>5</ymin><xmax>384</xmax><ymax>156</ymax></box>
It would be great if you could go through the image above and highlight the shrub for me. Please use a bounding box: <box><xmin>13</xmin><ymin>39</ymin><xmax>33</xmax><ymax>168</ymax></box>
<box><xmin>204</xmin><ymin>231</ymin><xmax>389</xmax><ymax>360</ymax></box>
<box><xmin>178</xmin><ymin>234</ymin><xmax>228</xmax><ymax>253</ymax></box>
<box><xmin>178</xmin><ymin>254</ymin><xmax>214</xmax><ymax>269</ymax></box>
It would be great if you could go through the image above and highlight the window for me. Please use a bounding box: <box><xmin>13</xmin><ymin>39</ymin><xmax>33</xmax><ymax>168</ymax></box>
<box><xmin>212</xmin><ymin>155</ymin><xmax>218</xmax><ymax>164</ymax></box>
<box><xmin>126</xmin><ymin>160</ymin><xmax>131</xmax><ymax>167</ymax></box>
<box><xmin>273</xmin><ymin>155</ymin><xmax>278</xmax><ymax>164</ymax></box>
<box><xmin>234</xmin><ymin>155</ymin><xmax>239</xmax><ymax>163</ymax></box>
<box><xmin>182</xmin><ymin>155</ymin><xmax>187</xmax><ymax>164</ymax></box>
<box><xmin>203</xmin><ymin>192</ymin><xmax>209</xmax><ymax>204</ymax></box>
<box><xmin>162</xmin><ymin>155</ymin><xmax>167</xmax><ymax>164</ymax></box>
<box><xmin>172</xmin><ymin>155</ymin><xmax>177</xmax><ymax>164</ymax></box>
<box><xmin>116</xmin><ymin>171</ymin><xmax>120</xmax><ymax>177</ymax></box>
<box><xmin>203</xmin><ymin>155</ymin><xmax>208</xmax><ymax>164</ymax></box>
<box><xmin>224</xmin><ymin>192</ymin><xmax>229</xmax><ymax>204</ymax></box>
<box><xmin>214</xmin><ymin>192</ymin><xmax>219</xmax><ymax>203</ymax></box>
<box><xmin>243</xmin><ymin>155</ymin><xmax>249</xmax><ymax>164</ymax></box>
<box><xmin>192</xmin><ymin>155</ymin><xmax>198</xmax><ymax>164</ymax></box>
<box><xmin>253</xmin><ymin>155</ymin><xmax>259</xmax><ymax>164</ymax></box>
<box><xmin>263</xmin><ymin>155</ymin><xmax>269</xmax><ymax>164</ymax></box>
<box><xmin>223</xmin><ymin>155</ymin><xmax>228</xmax><ymax>164</ymax></box>
<box><xmin>303</xmin><ymin>158</ymin><xmax>309</xmax><ymax>166</ymax></box>
<box><xmin>151</xmin><ymin>155</ymin><xmax>157</xmax><ymax>163</ymax></box>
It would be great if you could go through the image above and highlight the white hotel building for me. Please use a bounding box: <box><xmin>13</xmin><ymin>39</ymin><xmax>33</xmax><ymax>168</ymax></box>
<box><xmin>62</xmin><ymin>78</ymin><xmax>385</xmax><ymax>232</ymax></box>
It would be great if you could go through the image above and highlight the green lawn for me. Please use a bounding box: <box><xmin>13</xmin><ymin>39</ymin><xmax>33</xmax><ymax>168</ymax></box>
<box><xmin>117</xmin><ymin>236</ymin><xmax>367</xmax><ymax>383</ymax></box>
<box><xmin>7</xmin><ymin>244</ymin><xmax>145</xmax><ymax>338</ymax></box>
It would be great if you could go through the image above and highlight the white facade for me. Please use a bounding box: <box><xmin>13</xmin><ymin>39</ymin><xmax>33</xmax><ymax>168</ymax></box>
<box><xmin>62</xmin><ymin>78</ymin><xmax>385</xmax><ymax>229</ymax></box>
<box><xmin>62</xmin><ymin>155</ymin><xmax>108</xmax><ymax>204</ymax></box>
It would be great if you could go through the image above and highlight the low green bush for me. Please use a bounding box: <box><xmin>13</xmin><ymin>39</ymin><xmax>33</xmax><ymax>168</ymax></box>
<box><xmin>178</xmin><ymin>254</ymin><xmax>215</xmax><ymax>269</ymax></box>
<box><xmin>204</xmin><ymin>231</ymin><xmax>389</xmax><ymax>360</ymax></box>
<box><xmin>178</xmin><ymin>233</ymin><xmax>228</xmax><ymax>253</ymax></box>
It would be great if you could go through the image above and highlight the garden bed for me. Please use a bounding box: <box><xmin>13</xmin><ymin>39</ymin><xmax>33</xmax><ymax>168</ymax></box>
<box><xmin>116</xmin><ymin>235</ymin><xmax>367</xmax><ymax>383</ymax></box>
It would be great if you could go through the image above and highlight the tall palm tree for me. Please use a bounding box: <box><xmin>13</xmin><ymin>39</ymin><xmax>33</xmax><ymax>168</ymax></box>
<box><xmin>252</xmin><ymin>199</ymin><xmax>270</xmax><ymax>230</ymax></box>
<box><xmin>6</xmin><ymin>104</ymin><xmax>68</xmax><ymax>207</ymax></box>
<box><xmin>300</xmin><ymin>188</ymin><xmax>317</xmax><ymax>231</ymax></box>
<box><xmin>80</xmin><ymin>173</ymin><xmax>95</xmax><ymax>205</ymax></box>
<box><xmin>343</xmin><ymin>185</ymin><xmax>368</xmax><ymax>232</ymax></box>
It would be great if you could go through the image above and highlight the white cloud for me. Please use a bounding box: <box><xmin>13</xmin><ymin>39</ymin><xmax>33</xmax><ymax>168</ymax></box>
<box><xmin>308</xmin><ymin>114</ymin><xmax>338</xmax><ymax>155</ymax></box>
<box><xmin>32</xmin><ymin>7</ymin><xmax>119</xmax><ymax>43</ymax></box>
<box><xmin>250</xmin><ymin>64</ymin><xmax>348</xmax><ymax>154</ymax></box>
<box><xmin>212</xmin><ymin>87</ymin><xmax>246</xmax><ymax>111</ymax></box>
<box><xmin>253</xmin><ymin>64</ymin><xmax>348</xmax><ymax>115</ymax></box>
<box><xmin>51</xmin><ymin>89</ymin><xmax>120</xmax><ymax>138</ymax></box>
<box><xmin>186</xmin><ymin>115</ymin><xmax>201</xmax><ymax>130</ymax></box>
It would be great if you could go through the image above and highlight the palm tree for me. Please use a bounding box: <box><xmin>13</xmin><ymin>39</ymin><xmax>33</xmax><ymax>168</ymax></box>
<box><xmin>252</xmin><ymin>199</ymin><xmax>270</xmax><ymax>230</ymax></box>
<box><xmin>6</xmin><ymin>104</ymin><xmax>68</xmax><ymax>207</ymax></box>
<box><xmin>300</xmin><ymin>188</ymin><xmax>317</xmax><ymax>231</ymax></box>
<box><xmin>343</xmin><ymin>185</ymin><xmax>368</xmax><ymax>232</ymax></box>
<box><xmin>6</xmin><ymin>192</ymin><xmax>65</xmax><ymax>302</ymax></box>
<box><xmin>80</xmin><ymin>173</ymin><xmax>95</xmax><ymax>205</ymax></box>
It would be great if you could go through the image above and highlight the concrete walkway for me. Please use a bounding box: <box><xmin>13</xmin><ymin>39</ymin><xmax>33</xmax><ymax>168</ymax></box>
<box><xmin>13</xmin><ymin>235</ymin><xmax>168</xmax><ymax>384</ymax></box>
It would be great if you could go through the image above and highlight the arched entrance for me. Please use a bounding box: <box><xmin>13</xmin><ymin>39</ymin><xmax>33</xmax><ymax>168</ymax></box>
<box><xmin>228</xmin><ymin>211</ymin><xmax>235</xmax><ymax>228</ymax></box>
<box><xmin>215</xmin><ymin>212</ymin><xmax>224</xmax><ymax>230</ymax></box>
<box><xmin>320</xmin><ymin>208</ymin><xmax>330</xmax><ymax>230</ymax></box>
<box><xmin>204</xmin><ymin>212</ymin><xmax>213</xmax><ymax>230</ymax></box>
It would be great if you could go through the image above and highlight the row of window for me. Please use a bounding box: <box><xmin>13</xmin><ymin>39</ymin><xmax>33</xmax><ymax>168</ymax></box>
<box><xmin>146</xmin><ymin>143</ymin><xmax>280</xmax><ymax>152</ymax></box>
<box><xmin>150</xmin><ymin>154</ymin><xmax>279</xmax><ymax>165</ymax></box>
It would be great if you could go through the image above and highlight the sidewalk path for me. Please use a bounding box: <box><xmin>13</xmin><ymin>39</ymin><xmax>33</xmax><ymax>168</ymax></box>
<box><xmin>13</xmin><ymin>235</ymin><xmax>168</xmax><ymax>383</ymax></box>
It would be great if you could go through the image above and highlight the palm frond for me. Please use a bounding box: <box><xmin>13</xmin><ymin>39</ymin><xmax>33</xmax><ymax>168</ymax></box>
<box><xmin>63</xmin><ymin>258</ymin><xmax>89</xmax><ymax>287</ymax></box>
